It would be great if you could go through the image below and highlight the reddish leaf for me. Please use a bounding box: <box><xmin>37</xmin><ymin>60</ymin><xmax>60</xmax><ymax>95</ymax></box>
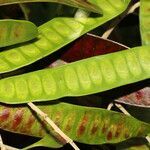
<box><xmin>115</xmin><ymin>87</ymin><xmax>150</xmax><ymax>108</ymax></box>
<box><xmin>61</xmin><ymin>34</ymin><xmax>128</xmax><ymax>62</ymax></box>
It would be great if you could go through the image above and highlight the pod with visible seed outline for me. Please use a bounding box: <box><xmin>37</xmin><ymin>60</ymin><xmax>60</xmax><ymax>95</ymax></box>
<box><xmin>0</xmin><ymin>46</ymin><xmax>149</xmax><ymax>104</ymax></box>
<box><xmin>140</xmin><ymin>0</ymin><xmax>150</xmax><ymax>45</ymax></box>
<box><xmin>0</xmin><ymin>19</ymin><xmax>38</xmax><ymax>48</ymax></box>
<box><xmin>0</xmin><ymin>102</ymin><xmax>150</xmax><ymax>148</ymax></box>
<box><xmin>0</xmin><ymin>0</ymin><xmax>130</xmax><ymax>74</ymax></box>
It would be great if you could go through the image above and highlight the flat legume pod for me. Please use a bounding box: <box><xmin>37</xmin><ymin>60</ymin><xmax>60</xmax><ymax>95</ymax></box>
<box><xmin>140</xmin><ymin>0</ymin><xmax>150</xmax><ymax>45</ymax></box>
<box><xmin>0</xmin><ymin>46</ymin><xmax>149</xmax><ymax>104</ymax></box>
<box><xmin>0</xmin><ymin>0</ymin><xmax>130</xmax><ymax>73</ymax></box>
<box><xmin>0</xmin><ymin>19</ymin><xmax>38</xmax><ymax>47</ymax></box>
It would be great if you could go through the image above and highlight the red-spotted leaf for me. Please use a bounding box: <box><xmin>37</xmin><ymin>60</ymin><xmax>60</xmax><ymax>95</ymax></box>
<box><xmin>0</xmin><ymin>102</ymin><xmax>150</xmax><ymax>148</ymax></box>
<box><xmin>115</xmin><ymin>87</ymin><xmax>150</xmax><ymax>108</ymax></box>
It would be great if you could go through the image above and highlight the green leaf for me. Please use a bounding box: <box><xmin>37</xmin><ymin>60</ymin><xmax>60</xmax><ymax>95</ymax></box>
<box><xmin>140</xmin><ymin>0</ymin><xmax>150</xmax><ymax>45</ymax></box>
<box><xmin>0</xmin><ymin>102</ymin><xmax>150</xmax><ymax>148</ymax></box>
<box><xmin>0</xmin><ymin>19</ymin><xmax>38</xmax><ymax>47</ymax></box>
<box><xmin>0</xmin><ymin>46</ymin><xmax>149</xmax><ymax>104</ymax></box>
<box><xmin>0</xmin><ymin>0</ymin><xmax>130</xmax><ymax>73</ymax></box>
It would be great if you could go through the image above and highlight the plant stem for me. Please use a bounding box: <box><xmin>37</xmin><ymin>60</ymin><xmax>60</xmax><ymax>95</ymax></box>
<box><xmin>27</xmin><ymin>102</ymin><xmax>80</xmax><ymax>150</ymax></box>
<box><xmin>19</xmin><ymin>4</ymin><xmax>29</xmax><ymax>20</ymax></box>
<box><xmin>115</xmin><ymin>104</ymin><xmax>131</xmax><ymax>116</ymax></box>
<box><xmin>3</xmin><ymin>145</ymin><xmax>19</xmax><ymax>150</ymax></box>
<box><xmin>0</xmin><ymin>134</ymin><xmax>6</xmax><ymax>150</ymax></box>
<box><xmin>107</xmin><ymin>103</ymin><xmax>114</xmax><ymax>110</ymax></box>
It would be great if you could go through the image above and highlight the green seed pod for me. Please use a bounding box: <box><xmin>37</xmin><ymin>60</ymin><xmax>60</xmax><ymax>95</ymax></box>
<box><xmin>0</xmin><ymin>0</ymin><xmax>130</xmax><ymax>73</ymax></box>
<box><xmin>140</xmin><ymin>0</ymin><xmax>150</xmax><ymax>45</ymax></box>
<box><xmin>0</xmin><ymin>19</ymin><xmax>38</xmax><ymax>48</ymax></box>
<box><xmin>0</xmin><ymin>46</ymin><xmax>149</xmax><ymax>104</ymax></box>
